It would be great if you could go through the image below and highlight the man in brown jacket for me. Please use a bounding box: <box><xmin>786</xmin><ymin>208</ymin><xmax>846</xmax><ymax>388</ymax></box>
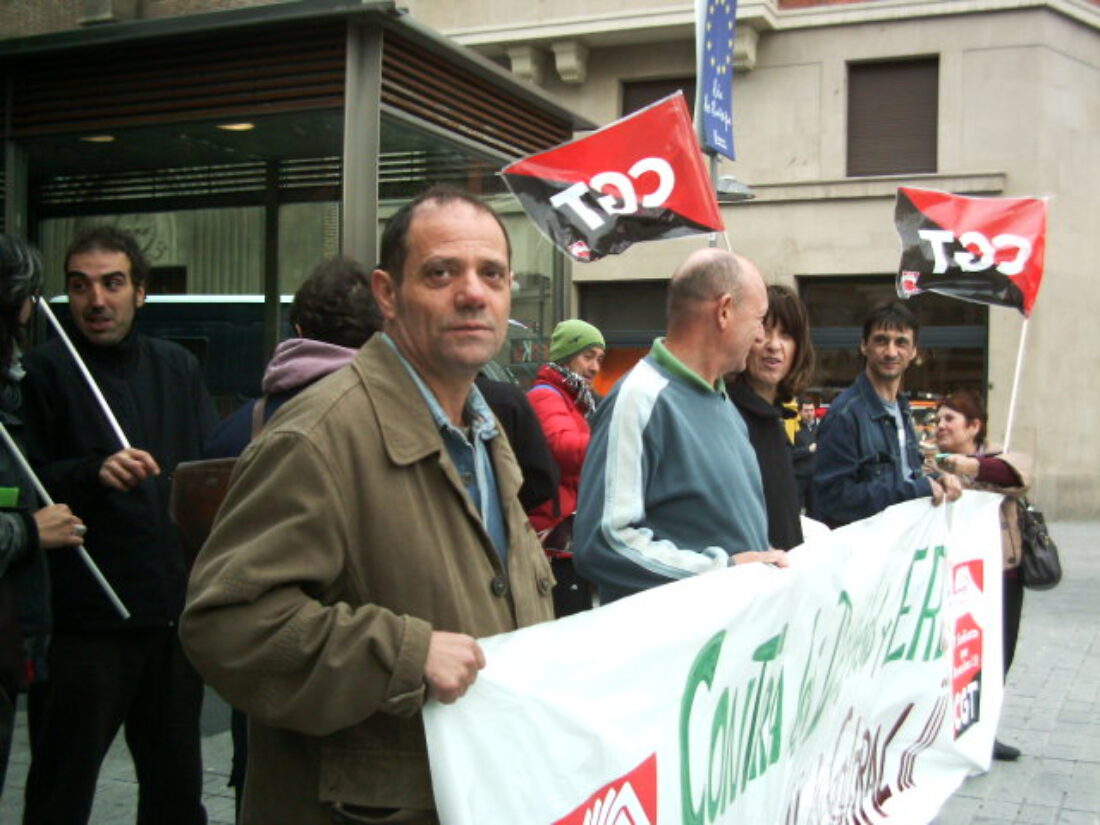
<box><xmin>180</xmin><ymin>187</ymin><xmax>555</xmax><ymax>824</ymax></box>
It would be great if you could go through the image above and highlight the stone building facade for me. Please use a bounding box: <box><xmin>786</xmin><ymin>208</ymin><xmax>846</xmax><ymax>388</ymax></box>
<box><xmin>3</xmin><ymin>0</ymin><xmax>1098</xmax><ymax>516</ymax></box>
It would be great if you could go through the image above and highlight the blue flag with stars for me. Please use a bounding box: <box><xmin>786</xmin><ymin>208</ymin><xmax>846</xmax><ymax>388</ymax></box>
<box><xmin>696</xmin><ymin>0</ymin><xmax>737</xmax><ymax>159</ymax></box>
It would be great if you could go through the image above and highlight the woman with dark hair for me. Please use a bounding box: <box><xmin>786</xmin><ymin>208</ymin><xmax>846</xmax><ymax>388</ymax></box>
<box><xmin>0</xmin><ymin>234</ymin><xmax>84</xmax><ymax>793</ymax></box>
<box><xmin>727</xmin><ymin>284</ymin><xmax>815</xmax><ymax>550</ymax></box>
<box><xmin>934</xmin><ymin>388</ymin><xmax>1031</xmax><ymax>762</ymax></box>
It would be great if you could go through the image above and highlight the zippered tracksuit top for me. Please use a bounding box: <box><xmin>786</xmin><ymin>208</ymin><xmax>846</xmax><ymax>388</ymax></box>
<box><xmin>573</xmin><ymin>339</ymin><xmax>768</xmax><ymax>604</ymax></box>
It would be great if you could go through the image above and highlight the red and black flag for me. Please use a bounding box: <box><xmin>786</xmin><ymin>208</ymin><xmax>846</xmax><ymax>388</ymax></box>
<box><xmin>895</xmin><ymin>187</ymin><xmax>1048</xmax><ymax>316</ymax></box>
<box><xmin>502</xmin><ymin>93</ymin><xmax>723</xmax><ymax>263</ymax></box>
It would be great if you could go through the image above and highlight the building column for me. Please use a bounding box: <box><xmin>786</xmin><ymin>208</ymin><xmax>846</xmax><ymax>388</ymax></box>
<box><xmin>342</xmin><ymin>22</ymin><xmax>383</xmax><ymax>266</ymax></box>
<box><xmin>263</xmin><ymin>161</ymin><xmax>281</xmax><ymax>360</ymax></box>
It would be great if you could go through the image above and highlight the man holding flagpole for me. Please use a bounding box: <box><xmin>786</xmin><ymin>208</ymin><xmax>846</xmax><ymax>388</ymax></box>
<box><xmin>20</xmin><ymin>226</ymin><xmax>216</xmax><ymax>824</ymax></box>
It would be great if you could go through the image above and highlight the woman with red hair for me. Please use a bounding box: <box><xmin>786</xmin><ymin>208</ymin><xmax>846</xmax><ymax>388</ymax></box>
<box><xmin>934</xmin><ymin>388</ymin><xmax>1032</xmax><ymax>762</ymax></box>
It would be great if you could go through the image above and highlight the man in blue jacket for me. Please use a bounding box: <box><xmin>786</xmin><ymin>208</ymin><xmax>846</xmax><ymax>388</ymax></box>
<box><xmin>809</xmin><ymin>301</ymin><xmax>959</xmax><ymax>528</ymax></box>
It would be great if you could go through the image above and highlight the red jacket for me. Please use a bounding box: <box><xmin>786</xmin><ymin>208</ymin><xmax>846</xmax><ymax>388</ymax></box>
<box><xmin>526</xmin><ymin>365</ymin><xmax>591</xmax><ymax>532</ymax></box>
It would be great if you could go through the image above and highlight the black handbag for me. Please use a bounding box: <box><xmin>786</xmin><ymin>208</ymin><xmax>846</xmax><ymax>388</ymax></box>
<box><xmin>1017</xmin><ymin>498</ymin><xmax>1062</xmax><ymax>590</ymax></box>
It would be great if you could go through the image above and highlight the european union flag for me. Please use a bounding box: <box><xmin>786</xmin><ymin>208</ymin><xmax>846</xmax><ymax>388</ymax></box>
<box><xmin>697</xmin><ymin>0</ymin><xmax>737</xmax><ymax>159</ymax></box>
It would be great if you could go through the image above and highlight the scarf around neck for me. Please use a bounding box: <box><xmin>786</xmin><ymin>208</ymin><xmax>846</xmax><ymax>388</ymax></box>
<box><xmin>539</xmin><ymin>361</ymin><xmax>596</xmax><ymax>416</ymax></box>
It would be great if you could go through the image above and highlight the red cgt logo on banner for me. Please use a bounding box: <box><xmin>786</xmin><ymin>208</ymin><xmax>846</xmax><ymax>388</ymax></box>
<box><xmin>502</xmin><ymin>92</ymin><xmax>724</xmax><ymax>263</ymax></box>
<box><xmin>894</xmin><ymin>187</ymin><xmax>1048</xmax><ymax>316</ymax></box>
<box><xmin>552</xmin><ymin>754</ymin><xmax>658</xmax><ymax>825</ymax></box>
<box><xmin>951</xmin><ymin>559</ymin><xmax>985</xmax><ymax>739</ymax></box>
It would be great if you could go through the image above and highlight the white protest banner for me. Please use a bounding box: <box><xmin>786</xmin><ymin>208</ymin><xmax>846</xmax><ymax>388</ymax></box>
<box><xmin>424</xmin><ymin>492</ymin><xmax>1004</xmax><ymax>825</ymax></box>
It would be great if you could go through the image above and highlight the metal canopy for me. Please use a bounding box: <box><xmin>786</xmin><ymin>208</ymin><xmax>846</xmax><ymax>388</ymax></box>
<box><xmin>0</xmin><ymin>0</ymin><xmax>592</xmax><ymax>133</ymax></box>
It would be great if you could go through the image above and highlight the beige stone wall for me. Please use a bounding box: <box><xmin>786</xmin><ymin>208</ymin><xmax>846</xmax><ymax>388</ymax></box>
<box><xmin>405</xmin><ymin>0</ymin><xmax>681</xmax><ymax>31</ymax></box>
<box><xmin>143</xmin><ymin>0</ymin><xmax>278</xmax><ymax>19</ymax></box>
<box><xmin>0</xmin><ymin>0</ymin><xmax>283</xmax><ymax>37</ymax></box>
<box><xmin>3</xmin><ymin>0</ymin><xmax>1096</xmax><ymax>515</ymax></box>
<box><xmin>0</xmin><ymin>0</ymin><xmax>72</xmax><ymax>36</ymax></box>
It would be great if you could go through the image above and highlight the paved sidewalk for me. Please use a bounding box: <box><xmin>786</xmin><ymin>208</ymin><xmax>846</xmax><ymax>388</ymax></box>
<box><xmin>2</xmin><ymin>521</ymin><xmax>1097</xmax><ymax>824</ymax></box>
<box><xmin>1</xmin><ymin>684</ymin><xmax>237</xmax><ymax>824</ymax></box>
<box><xmin>932</xmin><ymin>520</ymin><xmax>1100</xmax><ymax>825</ymax></box>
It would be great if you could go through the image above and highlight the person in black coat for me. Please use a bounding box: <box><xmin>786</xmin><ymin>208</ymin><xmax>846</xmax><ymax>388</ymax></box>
<box><xmin>726</xmin><ymin>285</ymin><xmax>815</xmax><ymax>550</ymax></box>
<box><xmin>20</xmin><ymin>226</ymin><xmax>217</xmax><ymax>823</ymax></box>
<box><xmin>0</xmin><ymin>234</ymin><xmax>85</xmax><ymax>796</ymax></box>
<box><xmin>791</xmin><ymin>397</ymin><xmax>819</xmax><ymax>511</ymax></box>
<box><xmin>474</xmin><ymin>374</ymin><xmax>558</xmax><ymax>514</ymax></box>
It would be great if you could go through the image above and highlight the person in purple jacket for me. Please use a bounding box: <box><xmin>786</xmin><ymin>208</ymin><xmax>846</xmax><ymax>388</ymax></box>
<box><xmin>204</xmin><ymin>257</ymin><xmax>381</xmax><ymax>458</ymax></box>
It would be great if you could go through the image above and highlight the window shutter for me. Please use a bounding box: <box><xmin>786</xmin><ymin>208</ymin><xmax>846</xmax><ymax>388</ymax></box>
<box><xmin>621</xmin><ymin>78</ymin><xmax>696</xmax><ymax>117</ymax></box>
<box><xmin>847</xmin><ymin>58</ymin><xmax>938</xmax><ymax>177</ymax></box>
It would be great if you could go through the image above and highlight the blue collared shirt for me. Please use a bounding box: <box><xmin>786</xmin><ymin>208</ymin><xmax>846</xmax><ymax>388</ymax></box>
<box><xmin>382</xmin><ymin>334</ymin><xmax>509</xmax><ymax>565</ymax></box>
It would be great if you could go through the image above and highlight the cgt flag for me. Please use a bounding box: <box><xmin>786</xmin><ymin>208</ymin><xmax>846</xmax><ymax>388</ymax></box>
<box><xmin>502</xmin><ymin>92</ymin><xmax>723</xmax><ymax>263</ymax></box>
<box><xmin>895</xmin><ymin>187</ymin><xmax>1048</xmax><ymax>316</ymax></box>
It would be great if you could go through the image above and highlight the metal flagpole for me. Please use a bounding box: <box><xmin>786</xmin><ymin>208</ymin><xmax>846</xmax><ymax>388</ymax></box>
<box><xmin>1001</xmin><ymin>317</ymin><xmax>1029</xmax><ymax>454</ymax></box>
<box><xmin>37</xmin><ymin>299</ymin><xmax>132</xmax><ymax>450</ymax></box>
<box><xmin>708</xmin><ymin>152</ymin><xmax>721</xmax><ymax>249</ymax></box>
<box><xmin>0</xmin><ymin>420</ymin><xmax>129</xmax><ymax>618</ymax></box>
<box><xmin>705</xmin><ymin>154</ymin><xmax>733</xmax><ymax>250</ymax></box>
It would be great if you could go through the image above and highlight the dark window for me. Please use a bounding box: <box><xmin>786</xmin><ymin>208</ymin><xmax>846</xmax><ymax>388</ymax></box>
<box><xmin>622</xmin><ymin>78</ymin><xmax>696</xmax><ymax>117</ymax></box>
<box><xmin>146</xmin><ymin>266</ymin><xmax>187</xmax><ymax>295</ymax></box>
<box><xmin>847</xmin><ymin>58</ymin><xmax>938</xmax><ymax>177</ymax></box>
<box><xmin>797</xmin><ymin>275</ymin><xmax>987</xmax><ymax>402</ymax></box>
<box><xmin>578</xmin><ymin>280</ymin><xmax>670</xmax><ymax>397</ymax></box>
<box><xmin>579</xmin><ymin>280</ymin><xmax>668</xmax><ymax>346</ymax></box>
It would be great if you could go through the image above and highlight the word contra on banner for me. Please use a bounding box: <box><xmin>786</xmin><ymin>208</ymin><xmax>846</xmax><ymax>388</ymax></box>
<box><xmin>678</xmin><ymin>542</ymin><xmax>955</xmax><ymax>825</ymax></box>
<box><xmin>679</xmin><ymin>629</ymin><xmax>785</xmax><ymax>824</ymax></box>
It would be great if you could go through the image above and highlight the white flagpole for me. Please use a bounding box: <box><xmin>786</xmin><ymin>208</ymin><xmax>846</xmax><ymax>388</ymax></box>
<box><xmin>37</xmin><ymin>299</ymin><xmax>132</xmax><ymax>450</ymax></box>
<box><xmin>1001</xmin><ymin>317</ymin><xmax>1029</xmax><ymax>454</ymax></box>
<box><xmin>0</xmin><ymin>421</ymin><xmax>129</xmax><ymax>619</ymax></box>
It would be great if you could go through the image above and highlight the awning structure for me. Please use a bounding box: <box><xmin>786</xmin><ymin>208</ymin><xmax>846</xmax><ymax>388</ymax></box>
<box><xmin>1</xmin><ymin>0</ymin><xmax>593</xmax><ymax>363</ymax></box>
<box><xmin>0</xmin><ymin>0</ymin><xmax>593</xmax><ymax>250</ymax></box>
